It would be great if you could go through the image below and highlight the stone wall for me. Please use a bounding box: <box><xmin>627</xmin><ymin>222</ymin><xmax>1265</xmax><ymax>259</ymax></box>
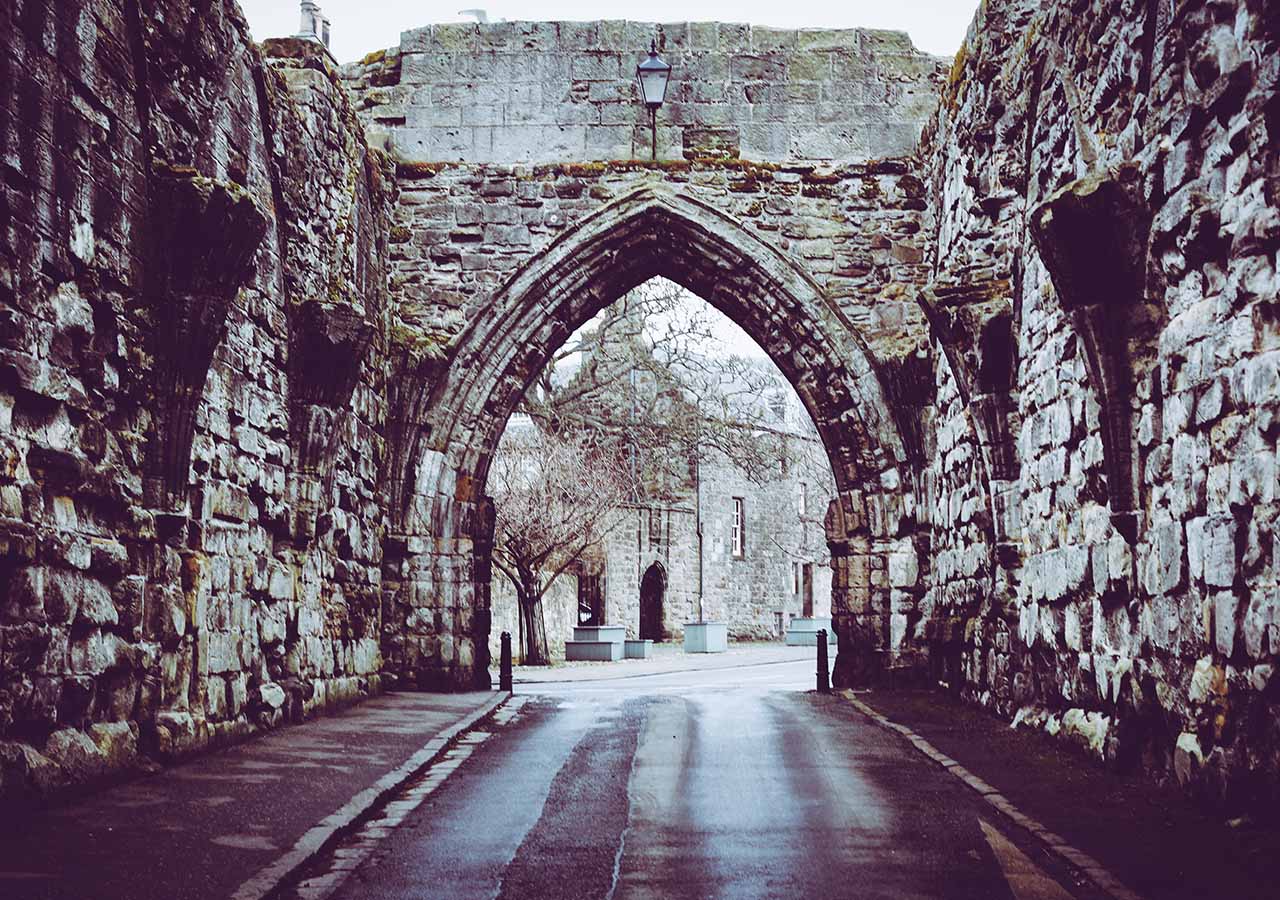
<box><xmin>342</xmin><ymin>21</ymin><xmax>943</xmax><ymax>165</ymax></box>
<box><xmin>369</xmin><ymin>157</ymin><xmax>936</xmax><ymax>362</ymax></box>
<box><xmin>600</xmin><ymin>503</ymin><xmax>701</xmax><ymax>641</ymax></box>
<box><xmin>4</xmin><ymin>0</ymin><xmax>1279</xmax><ymax>812</ymax></box>
<box><xmin>695</xmin><ymin>448</ymin><xmax>834</xmax><ymax>638</ymax></box>
<box><xmin>488</xmin><ymin>569</ymin><xmax>579</xmax><ymax>663</ymax></box>
<box><xmin>919</xmin><ymin>0</ymin><xmax>1280</xmax><ymax>806</ymax></box>
<box><xmin>0</xmin><ymin>0</ymin><xmax>394</xmax><ymax>804</ymax></box>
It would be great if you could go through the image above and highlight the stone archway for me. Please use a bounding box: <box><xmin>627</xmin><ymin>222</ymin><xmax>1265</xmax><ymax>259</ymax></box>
<box><xmin>387</xmin><ymin>185</ymin><xmax>912</xmax><ymax>690</ymax></box>
<box><xmin>639</xmin><ymin>563</ymin><xmax>667</xmax><ymax>642</ymax></box>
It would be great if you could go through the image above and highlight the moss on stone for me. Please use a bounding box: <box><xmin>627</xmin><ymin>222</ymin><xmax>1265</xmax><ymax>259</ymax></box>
<box><xmin>389</xmin><ymin>322</ymin><xmax>451</xmax><ymax>366</ymax></box>
<box><xmin>396</xmin><ymin>161</ymin><xmax>448</xmax><ymax>179</ymax></box>
<box><xmin>523</xmin><ymin>158</ymin><xmax>790</xmax><ymax>180</ymax></box>
<box><xmin>944</xmin><ymin>42</ymin><xmax>968</xmax><ymax>112</ymax></box>
<box><xmin>802</xmin><ymin>171</ymin><xmax>841</xmax><ymax>185</ymax></box>
<box><xmin>327</xmin><ymin>274</ymin><xmax>347</xmax><ymax>304</ymax></box>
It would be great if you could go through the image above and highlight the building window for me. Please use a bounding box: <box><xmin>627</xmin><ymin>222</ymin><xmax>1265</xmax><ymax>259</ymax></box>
<box><xmin>799</xmin><ymin>482</ymin><xmax>807</xmax><ymax>515</ymax></box>
<box><xmin>577</xmin><ymin>572</ymin><xmax>602</xmax><ymax>626</ymax></box>
<box><xmin>648</xmin><ymin>507</ymin><xmax>662</xmax><ymax>546</ymax></box>
<box><xmin>792</xmin><ymin>561</ymin><xmax>800</xmax><ymax>595</ymax></box>
<box><xmin>731</xmin><ymin>497</ymin><xmax>745</xmax><ymax>557</ymax></box>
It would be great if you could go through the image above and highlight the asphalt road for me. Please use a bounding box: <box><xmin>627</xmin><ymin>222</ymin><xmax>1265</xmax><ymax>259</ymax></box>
<box><xmin>324</xmin><ymin>658</ymin><xmax>1087</xmax><ymax>900</ymax></box>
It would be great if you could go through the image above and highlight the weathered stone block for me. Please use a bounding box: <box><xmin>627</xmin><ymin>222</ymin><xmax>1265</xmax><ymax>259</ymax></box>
<box><xmin>259</xmin><ymin>683</ymin><xmax>286</xmax><ymax>710</ymax></box>
<box><xmin>888</xmin><ymin>544</ymin><xmax>919</xmax><ymax>588</ymax></box>
<box><xmin>1174</xmin><ymin>732</ymin><xmax>1204</xmax><ymax>787</ymax></box>
<box><xmin>43</xmin><ymin>728</ymin><xmax>108</xmax><ymax>785</ymax></box>
<box><xmin>1212</xmin><ymin>591</ymin><xmax>1239</xmax><ymax>657</ymax></box>
<box><xmin>1242</xmin><ymin>589</ymin><xmax>1278</xmax><ymax>659</ymax></box>
<box><xmin>1044</xmin><ymin>545</ymin><xmax>1091</xmax><ymax>603</ymax></box>
<box><xmin>1188</xmin><ymin>515</ymin><xmax>1237</xmax><ymax>588</ymax></box>
<box><xmin>68</xmin><ymin>630</ymin><xmax>120</xmax><ymax>676</ymax></box>
<box><xmin>1145</xmin><ymin>522</ymin><xmax>1185</xmax><ymax>596</ymax></box>
<box><xmin>88</xmin><ymin>722</ymin><xmax>138</xmax><ymax>772</ymax></box>
<box><xmin>267</xmin><ymin>563</ymin><xmax>294</xmax><ymax>602</ymax></box>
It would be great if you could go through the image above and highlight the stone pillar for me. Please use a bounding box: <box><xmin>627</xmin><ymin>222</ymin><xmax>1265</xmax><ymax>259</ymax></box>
<box><xmin>470</xmin><ymin>496</ymin><xmax>496</xmax><ymax>690</ymax></box>
<box><xmin>826</xmin><ymin>496</ymin><xmax>879</xmax><ymax>688</ymax></box>
<box><xmin>382</xmin><ymin>489</ymin><xmax>496</xmax><ymax>691</ymax></box>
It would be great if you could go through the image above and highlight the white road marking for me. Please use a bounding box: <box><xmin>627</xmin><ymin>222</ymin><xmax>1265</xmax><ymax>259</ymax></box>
<box><xmin>277</xmin><ymin>699</ymin><xmax>535</xmax><ymax>900</ymax></box>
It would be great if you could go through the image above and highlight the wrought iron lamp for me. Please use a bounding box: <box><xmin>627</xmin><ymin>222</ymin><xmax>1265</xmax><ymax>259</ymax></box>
<box><xmin>635</xmin><ymin>40</ymin><xmax>672</xmax><ymax>161</ymax></box>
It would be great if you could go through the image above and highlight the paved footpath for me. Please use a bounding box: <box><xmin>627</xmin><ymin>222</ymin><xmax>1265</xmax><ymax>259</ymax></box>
<box><xmin>0</xmin><ymin>690</ymin><xmax>506</xmax><ymax>900</ymax></box>
<box><xmin>856</xmin><ymin>689</ymin><xmax>1280</xmax><ymax>900</ymax></box>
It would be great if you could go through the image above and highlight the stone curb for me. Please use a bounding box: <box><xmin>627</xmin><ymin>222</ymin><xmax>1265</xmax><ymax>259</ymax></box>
<box><xmin>230</xmin><ymin>691</ymin><xmax>512</xmax><ymax>900</ymax></box>
<box><xmin>840</xmin><ymin>691</ymin><xmax>1145</xmax><ymax>900</ymax></box>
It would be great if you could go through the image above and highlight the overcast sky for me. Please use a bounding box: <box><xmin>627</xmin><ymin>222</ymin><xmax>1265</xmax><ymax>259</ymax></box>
<box><xmin>238</xmin><ymin>1</ymin><xmax>978</xmax><ymax>63</ymax></box>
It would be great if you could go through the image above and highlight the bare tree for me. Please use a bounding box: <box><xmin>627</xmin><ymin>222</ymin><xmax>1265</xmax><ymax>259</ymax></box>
<box><xmin>490</xmin><ymin>279</ymin><xmax>836</xmax><ymax>663</ymax></box>
<box><xmin>519</xmin><ymin>278</ymin><xmax>797</xmax><ymax>496</ymax></box>
<box><xmin>488</xmin><ymin>426</ymin><xmax>631</xmax><ymax>665</ymax></box>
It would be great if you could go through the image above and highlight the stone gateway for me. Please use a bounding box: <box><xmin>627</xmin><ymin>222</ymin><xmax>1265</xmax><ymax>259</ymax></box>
<box><xmin>0</xmin><ymin>0</ymin><xmax>1277</xmax><ymax>812</ymax></box>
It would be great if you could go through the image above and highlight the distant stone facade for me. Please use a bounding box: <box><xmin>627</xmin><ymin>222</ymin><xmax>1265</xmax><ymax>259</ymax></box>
<box><xmin>488</xmin><ymin>436</ymin><xmax>834</xmax><ymax>662</ymax></box>
<box><xmin>2</xmin><ymin>0</ymin><xmax>1278</xmax><ymax>811</ymax></box>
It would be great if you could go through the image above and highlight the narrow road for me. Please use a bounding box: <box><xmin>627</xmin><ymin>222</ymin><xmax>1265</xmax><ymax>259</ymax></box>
<box><xmin>320</xmin><ymin>658</ymin><xmax>1088</xmax><ymax>900</ymax></box>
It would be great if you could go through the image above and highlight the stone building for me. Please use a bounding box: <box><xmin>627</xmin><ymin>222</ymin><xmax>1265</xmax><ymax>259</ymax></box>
<box><xmin>2</xmin><ymin>0</ymin><xmax>1278</xmax><ymax>810</ymax></box>
<box><xmin>488</xmin><ymin>393</ymin><xmax>835</xmax><ymax>662</ymax></box>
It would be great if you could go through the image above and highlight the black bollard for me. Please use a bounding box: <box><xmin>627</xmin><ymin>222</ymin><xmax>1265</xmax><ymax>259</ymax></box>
<box><xmin>499</xmin><ymin>631</ymin><xmax>513</xmax><ymax>692</ymax></box>
<box><xmin>816</xmin><ymin>629</ymin><xmax>830</xmax><ymax>693</ymax></box>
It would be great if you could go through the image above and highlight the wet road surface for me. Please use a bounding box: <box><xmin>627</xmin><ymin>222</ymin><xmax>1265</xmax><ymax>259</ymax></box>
<box><xmin>321</xmin><ymin>658</ymin><xmax>1087</xmax><ymax>899</ymax></box>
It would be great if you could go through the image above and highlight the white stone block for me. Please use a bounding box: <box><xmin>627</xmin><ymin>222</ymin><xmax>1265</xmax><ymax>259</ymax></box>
<box><xmin>683</xmin><ymin>622</ymin><xmax>728</xmax><ymax>653</ymax></box>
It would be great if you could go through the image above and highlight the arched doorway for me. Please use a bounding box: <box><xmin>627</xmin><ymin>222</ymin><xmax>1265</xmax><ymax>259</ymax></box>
<box><xmin>389</xmin><ymin>186</ymin><xmax>910</xmax><ymax>690</ymax></box>
<box><xmin>639</xmin><ymin>563</ymin><xmax>666</xmax><ymax>642</ymax></box>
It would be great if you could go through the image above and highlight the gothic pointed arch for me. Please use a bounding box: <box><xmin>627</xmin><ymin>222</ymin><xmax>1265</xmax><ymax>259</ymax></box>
<box><xmin>383</xmin><ymin>184</ymin><xmax>917</xmax><ymax>690</ymax></box>
<box><xmin>397</xmin><ymin>184</ymin><xmax>910</xmax><ymax>534</ymax></box>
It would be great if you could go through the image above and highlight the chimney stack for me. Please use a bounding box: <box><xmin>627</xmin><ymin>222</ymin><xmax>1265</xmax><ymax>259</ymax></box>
<box><xmin>297</xmin><ymin>0</ymin><xmax>331</xmax><ymax>48</ymax></box>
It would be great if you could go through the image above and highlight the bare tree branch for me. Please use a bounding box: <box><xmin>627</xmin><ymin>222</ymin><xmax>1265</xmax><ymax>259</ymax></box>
<box><xmin>489</xmin><ymin>426</ymin><xmax>631</xmax><ymax>664</ymax></box>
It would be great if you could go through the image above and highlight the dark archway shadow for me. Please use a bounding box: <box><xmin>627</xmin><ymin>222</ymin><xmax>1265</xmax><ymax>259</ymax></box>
<box><xmin>639</xmin><ymin>562</ymin><xmax>666</xmax><ymax>642</ymax></box>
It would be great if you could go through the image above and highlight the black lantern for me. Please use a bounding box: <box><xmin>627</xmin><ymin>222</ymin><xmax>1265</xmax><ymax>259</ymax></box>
<box><xmin>635</xmin><ymin>41</ymin><xmax>672</xmax><ymax>160</ymax></box>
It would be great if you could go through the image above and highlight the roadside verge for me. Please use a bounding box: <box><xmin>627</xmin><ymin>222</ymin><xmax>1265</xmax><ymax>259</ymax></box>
<box><xmin>232</xmin><ymin>690</ymin><xmax>510</xmax><ymax>900</ymax></box>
